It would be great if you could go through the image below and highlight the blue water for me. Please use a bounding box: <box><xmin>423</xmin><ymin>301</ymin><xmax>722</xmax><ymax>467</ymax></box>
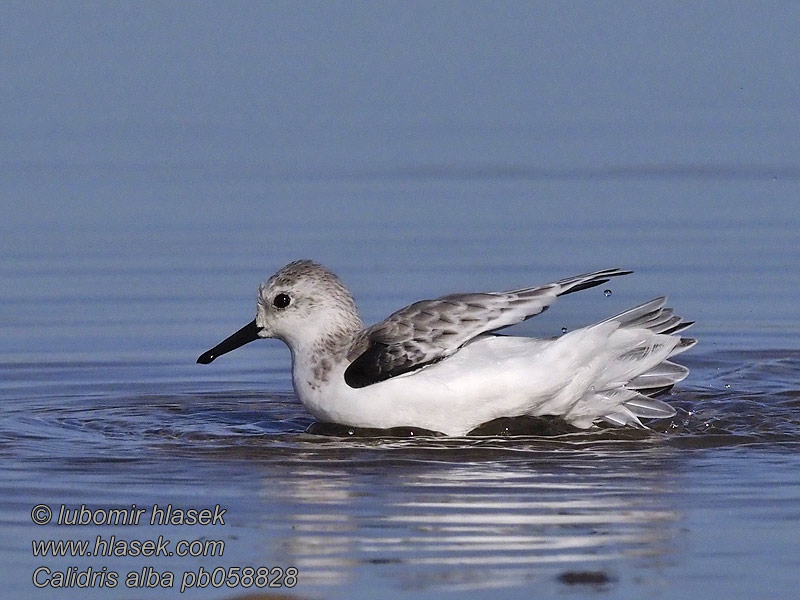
<box><xmin>2</xmin><ymin>3</ymin><xmax>800</xmax><ymax>599</ymax></box>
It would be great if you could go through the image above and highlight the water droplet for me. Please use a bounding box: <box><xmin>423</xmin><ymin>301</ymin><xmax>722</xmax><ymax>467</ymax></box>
<box><xmin>603</xmin><ymin>289</ymin><xmax>612</xmax><ymax>297</ymax></box>
<box><xmin>724</xmin><ymin>384</ymin><xmax>731</xmax><ymax>389</ymax></box>
<box><xmin>771</xmin><ymin>176</ymin><xmax>777</xmax><ymax>182</ymax></box>
<box><xmin>347</xmin><ymin>429</ymin><xmax>355</xmax><ymax>436</ymax></box>
<box><xmin>561</xmin><ymin>326</ymin><xmax>568</xmax><ymax>334</ymax></box>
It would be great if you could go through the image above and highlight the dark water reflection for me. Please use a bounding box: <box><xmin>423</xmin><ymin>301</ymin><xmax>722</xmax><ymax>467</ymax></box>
<box><xmin>4</xmin><ymin>4</ymin><xmax>800</xmax><ymax>596</ymax></box>
<box><xmin>2</xmin><ymin>146</ymin><xmax>798</xmax><ymax>600</ymax></box>
<box><xmin>2</xmin><ymin>349</ymin><xmax>799</xmax><ymax>598</ymax></box>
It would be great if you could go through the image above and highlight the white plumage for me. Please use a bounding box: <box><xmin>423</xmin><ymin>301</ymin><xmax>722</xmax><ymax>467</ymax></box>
<box><xmin>198</xmin><ymin>261</ymin><xmax>695</xmax><ymax>436</ymax></box>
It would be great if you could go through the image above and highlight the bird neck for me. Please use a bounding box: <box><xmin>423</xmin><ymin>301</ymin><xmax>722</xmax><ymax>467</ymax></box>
<box><xmin>288</xmin><ymin>315</ymin><xmax>362</xmax><ymax>394</ymax></box>
<box><xmin>285</xmin><ymin>309</ymin><xmax>363</xmax><ymax>362</ymax></box>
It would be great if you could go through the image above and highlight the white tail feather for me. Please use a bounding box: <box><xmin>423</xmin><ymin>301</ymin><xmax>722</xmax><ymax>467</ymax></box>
<box><xmin>564</xmin><ymin>298</ymin><xmax>692</xmax><ymax>428</ymax></box>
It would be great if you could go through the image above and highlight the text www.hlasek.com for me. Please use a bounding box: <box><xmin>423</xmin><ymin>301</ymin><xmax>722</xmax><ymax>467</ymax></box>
<box><xmin>33</xmin><ymin>535</ymin><xmax>224</xmax><ymax>559</ymax></box>
<box><xmin>31</xmin><ymin>503</ymin><xmax>298</xmax><ymax>592</ymax></box>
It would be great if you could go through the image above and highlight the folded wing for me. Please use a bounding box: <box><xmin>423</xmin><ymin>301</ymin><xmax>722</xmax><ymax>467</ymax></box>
<box><xmin>344</xmin><ymin>268</ymin><xmax>632</xmax><ymax>388</ymax></box>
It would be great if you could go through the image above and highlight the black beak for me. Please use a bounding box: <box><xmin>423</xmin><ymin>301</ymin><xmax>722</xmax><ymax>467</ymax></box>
<box><xmin>197</xmin><ymin>319</ymin><xmax>262</xmax><ymax>364</ymax></box>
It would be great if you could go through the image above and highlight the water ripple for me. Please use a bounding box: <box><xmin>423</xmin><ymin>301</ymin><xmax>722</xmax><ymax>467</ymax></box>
<box><xmin>1</xmin><ymin>351</ymin><xmax>799</xmax><ymax>594</ymax></box>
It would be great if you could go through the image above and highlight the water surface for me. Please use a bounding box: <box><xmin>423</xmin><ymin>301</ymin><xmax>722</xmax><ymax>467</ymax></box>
<box><xmin>2</xmin><ymin>4</ymin><xmax>800</xmax><ymax>599</ymax></box>
<box><xmin>2</xmin><ymin>187</ymin><xmax>799</xmax><ymax>599</ymax></box>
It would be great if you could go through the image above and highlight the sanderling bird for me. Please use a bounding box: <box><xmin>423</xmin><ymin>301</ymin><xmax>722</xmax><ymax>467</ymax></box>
<box><xmin>197</xmin><ymin>260</ymin><xmax>695</xmax><ymax>435</ymax></box>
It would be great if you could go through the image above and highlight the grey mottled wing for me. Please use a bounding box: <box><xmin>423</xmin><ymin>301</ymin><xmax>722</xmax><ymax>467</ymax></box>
<box><xmin>344</xmin><ymin>268</ymin><xmax>631</xmax><ymax>388</ymax></box>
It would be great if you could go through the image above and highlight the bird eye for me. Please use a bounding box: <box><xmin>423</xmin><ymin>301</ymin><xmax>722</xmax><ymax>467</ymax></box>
<box><xmin>273</xmin><ymin>293</ymin><xmax>291</xmax><ymax>309</ymax></box>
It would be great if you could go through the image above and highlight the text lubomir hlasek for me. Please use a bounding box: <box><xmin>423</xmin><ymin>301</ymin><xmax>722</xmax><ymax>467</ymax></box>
<box><xmin>55</xmin><ymin>504</ymin><xmax>226</xmax><ymax>526</ymax></box>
